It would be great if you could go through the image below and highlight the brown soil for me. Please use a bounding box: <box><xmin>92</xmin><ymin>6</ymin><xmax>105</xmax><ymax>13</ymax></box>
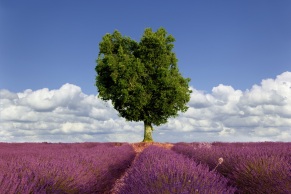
<box><xmin>130</xmin><ymin>142</ymin><xmax>174</xmax><ymax>153</ymax></box>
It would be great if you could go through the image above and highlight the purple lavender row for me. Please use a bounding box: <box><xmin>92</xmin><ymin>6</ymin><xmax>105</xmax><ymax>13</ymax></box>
<box><xmin>115</xmin><ymin>145</ymin><xmax>236</xmax><ymax>194</ymax></box>
<box><xmin>172</xmin><ymin>142</ymin><xmax>291</xmax><ymax>193</ymax></box>
<box><xmin>0</xmin><ymin>143</ymin><xmax>135</xmax><ymax>193</ymax></box>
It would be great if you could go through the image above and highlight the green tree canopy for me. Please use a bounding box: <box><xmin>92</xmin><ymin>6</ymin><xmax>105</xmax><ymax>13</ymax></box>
<box><xmin>95</xmin><ymin>27</ymin><xmax>191</xmax><ymax>142</ymax></box>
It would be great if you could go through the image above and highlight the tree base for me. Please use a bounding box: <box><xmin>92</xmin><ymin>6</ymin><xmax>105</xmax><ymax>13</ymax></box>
<box><xmin>142</xmin><ymin>138</ymin><xmax>154</xmax><ymax>143</ymax></box>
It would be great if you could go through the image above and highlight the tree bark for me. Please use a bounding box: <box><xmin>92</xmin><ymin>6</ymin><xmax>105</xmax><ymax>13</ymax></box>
<box><xmin>142</xmin><ymin>121</ymin><xmax>154</xmax><ymax>142</ymax></box>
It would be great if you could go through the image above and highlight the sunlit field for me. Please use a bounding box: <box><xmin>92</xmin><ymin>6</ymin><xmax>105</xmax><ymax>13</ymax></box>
<box><xmin>0</xmin><ymin>142</ymin><xmax>290</xmax><ymax>193</ymax></box>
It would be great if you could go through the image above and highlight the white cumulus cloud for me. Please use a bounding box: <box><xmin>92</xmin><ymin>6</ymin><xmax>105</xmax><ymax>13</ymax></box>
<box><xmin>156</xmin><ymin>71</ymin><xmax>291</xmax><ymax>142</ymax></box>
<box><xmin>0</xmin><ymin>72</ymin><xmax>291</xmax><ymax>142</ymax></box>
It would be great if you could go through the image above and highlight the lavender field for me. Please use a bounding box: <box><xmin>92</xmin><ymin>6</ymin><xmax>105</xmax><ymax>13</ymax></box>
<box><xmin>0</xmin><ymin>142</ymin><xmax>290</xmax><ymax>194</ymax></box>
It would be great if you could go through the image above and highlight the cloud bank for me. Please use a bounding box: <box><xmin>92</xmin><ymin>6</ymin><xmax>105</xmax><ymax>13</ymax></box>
<box><xmin>1</xmin><ymin>72</ymin><xmax>291</xmax><ymax>142</ymax></box>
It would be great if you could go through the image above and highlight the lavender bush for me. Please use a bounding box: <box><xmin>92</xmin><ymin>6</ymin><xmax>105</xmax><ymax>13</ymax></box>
<box><xmin>172</xmin><ymin>142</ymin><xmax>223</xmax><ymax>174</ymax></box>
<box><xmin>172</xmin><ymin>142</ymin><xmax>291</xmax><ymax>193</ymax></box>
<box><xmin>230</xmin><ymin>155</ymin><xmax>291</xmax><ymax>194</ymax></box>
<box><xmin>0</xmin><ymin>142</ymin><xmax>289</xmax><ymax>193</ymax></box>
<box><xmin>0</xmin><ymin>143</ymin><xmax>135</xmax><ymax>193</ymax></box>
<box><xmin>115</xmin><ymin>145</ymin><xmax>236</xmax><ymax>194</ymax></box>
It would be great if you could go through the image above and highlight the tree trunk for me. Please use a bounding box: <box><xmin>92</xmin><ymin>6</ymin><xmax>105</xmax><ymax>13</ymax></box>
<box><xmin>142</xmin><ymin>121</ymin><xmax>154</xmax><ymax>142</ymax></box>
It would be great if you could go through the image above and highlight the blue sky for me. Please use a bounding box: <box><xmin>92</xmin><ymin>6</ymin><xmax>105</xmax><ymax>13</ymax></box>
<box><xmin>0</xmin><ymin>1</ymin><xmax>291</xmax><ymax>142</ymax></box>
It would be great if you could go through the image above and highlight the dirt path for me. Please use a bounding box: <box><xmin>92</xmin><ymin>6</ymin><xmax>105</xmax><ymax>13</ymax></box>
<box><xmin>131</xmin><ymin>142</ymin><xmax>174</xmax><ymax>153</ymax></box>
<box><xmin>110</xmin><ymin>142</ymin><xmax>173</xmax><ymax>194</ymax></box>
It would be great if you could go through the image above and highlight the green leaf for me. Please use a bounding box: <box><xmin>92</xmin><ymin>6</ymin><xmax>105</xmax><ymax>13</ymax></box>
<box><xmin>95</xmin><ymin>27</ymin><xmax>191</xmax><ymax>131</ymax></box>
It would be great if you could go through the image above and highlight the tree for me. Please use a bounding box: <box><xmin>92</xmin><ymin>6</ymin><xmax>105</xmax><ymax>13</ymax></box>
<box><xmin>95</xmin><ymin>27</ymin><xmax>191</xmax><ymax>142</ymax></box>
